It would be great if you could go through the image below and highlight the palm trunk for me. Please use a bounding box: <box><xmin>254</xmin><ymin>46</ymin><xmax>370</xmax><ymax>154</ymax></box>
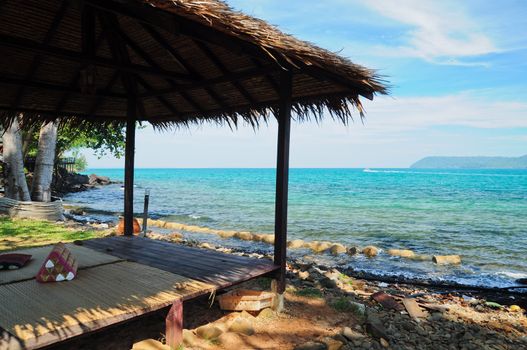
<box><xmin>31</xmin><ymin>122</ymin><xmax>58</xmax><ymax>202</ymax></box>
<box><xmin>3</xmin><ymin>118</ymin><xmax>31</xmax><ymax>201</ymax></box>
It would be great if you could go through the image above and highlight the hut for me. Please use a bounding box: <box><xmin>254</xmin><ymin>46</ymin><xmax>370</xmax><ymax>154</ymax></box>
<box><xmin>0</xmin><ymin>0</ymin><xmax>387</xmax><ymax>348</ymax></box>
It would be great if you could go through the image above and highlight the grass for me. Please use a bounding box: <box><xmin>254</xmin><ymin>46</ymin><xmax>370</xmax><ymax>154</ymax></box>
<box><xmin>0</xmin><ymin>216</ymin><xmax>100</xmax><ymax>251</ymax></box>
<box><xmin>294</xmin><ymin>287</ymin><xmax>323</xmax><ymax>298</ymax></box>
<box><xmin>330</xmin><ymin>297</ymin><xmax>355</xmax><ymax>312</ymax></box>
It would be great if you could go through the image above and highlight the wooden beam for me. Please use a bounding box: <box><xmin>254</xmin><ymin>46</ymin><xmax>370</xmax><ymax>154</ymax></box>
<box><xmin>273</xmin><ymin>70</ymin><xmax>292</xmax><ymax>294</ymax></box>
<box><xmin>10</xmin><ymin>0</ymin><xmax>69</xmax><ymax>113</ymax></box>
<box><xmin>124</xmin><ymin>99</ymin><xmax>136</xmax><ymax>236</ymax></box>
<box><xmin>192</xmin><ymin>40</ymin><xmax>257</xmax><ymax>104</ymax></box>
<box><xmin>107</xmin><ymin>24</ymin><xmax>182</xmax><ymax>115</ymax></box>
<box><xmin>0</xmin><ymin>33</ymin><xmax>195</xmax><ymax>81</ymax></box>
<box><xmin>54</xmin><ymin>30</ymin><xmax>107</xmax><ymax>114</ymax></box>
<box><xmin>165</xmin><ymin>300</ymin><xmax>183</xmax><ymax>348</ymax></box>
<box><xmin>141</xmin><ymin>24</ymin><xmax>228</xmax><ymax>110</ymax></box>
<box><xmin>0</xmin><ymin>76</ymin><xmax>126</xmax><ymax>99</ymax></box>
<box><xmin>139</xmin><ymin>66</ymin><xmax>278</xmax><ymax>98</ymax></box>
<box><xmin>87</xmin><ymin>70</ymin><xmax>121</xmax><ymax>116</ymax></box>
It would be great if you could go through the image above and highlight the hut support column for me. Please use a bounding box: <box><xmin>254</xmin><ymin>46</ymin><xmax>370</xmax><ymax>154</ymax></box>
<box><xmin>272</xmin><ymin>70</ymin><xmax>292</xmax><ymax>308</ymax></box>
<box><xmin>124</xmin><ymin>99</ymin><xmax>136</xmax><ymax>236</ymax></box>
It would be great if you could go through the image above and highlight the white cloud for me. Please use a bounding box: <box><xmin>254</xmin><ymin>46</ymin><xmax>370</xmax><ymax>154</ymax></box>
<box><xmin>362</xmin><ymin>0</ymin><xmax>497</xmax><ymax>64</ymax></box>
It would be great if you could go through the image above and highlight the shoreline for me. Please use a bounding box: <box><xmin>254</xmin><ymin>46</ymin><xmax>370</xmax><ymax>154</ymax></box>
<box><xmin>62</xmin><ymin>205</ymin><xmax>527</xmax><ymax>294</ymax></box>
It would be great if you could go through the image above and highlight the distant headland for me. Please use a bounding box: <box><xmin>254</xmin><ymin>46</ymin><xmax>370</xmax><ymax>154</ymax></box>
<box><xmin>411</xmin><ymin>155</ymin><xmax>527</xmax><ymax>169</ymax></box>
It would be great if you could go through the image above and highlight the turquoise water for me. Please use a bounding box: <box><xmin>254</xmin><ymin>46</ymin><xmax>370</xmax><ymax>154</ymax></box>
<box><xmin>65</xmin><ymin>168</ymin><xmax>527</xmax><ymax>288</ymax></box>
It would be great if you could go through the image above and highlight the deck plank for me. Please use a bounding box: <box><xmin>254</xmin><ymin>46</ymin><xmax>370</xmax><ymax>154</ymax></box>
<box><xmin>83</xmin><ymin>236</ymin><xmax>279</xmax><ymax>289</ymax></box>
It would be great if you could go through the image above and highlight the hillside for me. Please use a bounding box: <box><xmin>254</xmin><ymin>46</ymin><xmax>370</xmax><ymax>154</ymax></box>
<box><xmin>411</xmin><ymin>155</ymin><xmax>527</xmax><ymax>169</ymax></box>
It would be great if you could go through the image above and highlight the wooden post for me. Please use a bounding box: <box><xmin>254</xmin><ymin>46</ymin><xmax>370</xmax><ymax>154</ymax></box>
<box><xmin>124</xmin><ymin>98</ymin><xmax>136</xmax><ymax>236</ymax></box>
<box><xmin>165</xmin><ymin>300</ymin><xmax>183</xmax><ymax>348</ymax></box>
<box><xmin>273</xmin><ymin>70</ymin><xmax>292</xmax><ymax>294</ymax></box>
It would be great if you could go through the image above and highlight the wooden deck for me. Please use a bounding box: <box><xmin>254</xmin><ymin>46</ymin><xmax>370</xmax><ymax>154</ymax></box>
<box><xmin>83</xmin><ymin>236</ymin><xmax>279</xmax><ymax>289</ymax></box>
<box><xmin>0</xmin><ymin>237</ymin><xmax>278</xmax><ymax>349</ymax></box>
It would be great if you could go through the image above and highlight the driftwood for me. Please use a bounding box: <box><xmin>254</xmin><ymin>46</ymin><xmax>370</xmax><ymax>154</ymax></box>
<box><xmin>0</xmin><ymin>197</ymin><xmax>64</xmax><ymax>221</ymax></box>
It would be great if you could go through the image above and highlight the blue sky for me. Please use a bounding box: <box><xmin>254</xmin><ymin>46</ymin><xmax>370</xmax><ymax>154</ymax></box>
<box><xmin>86</xmin><ymin>0</ymin><xmax>527</xmax><ymax>168</ymax></box>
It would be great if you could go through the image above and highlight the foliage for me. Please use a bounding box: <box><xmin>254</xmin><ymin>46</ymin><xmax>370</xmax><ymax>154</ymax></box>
<box><xmin>21</xmin><ymin>122</ymin><xmax>129</xmax><ymax>161</ymax></box>
<box><xmin>0</xmin><ymin>216</ymin><xmax>99</xmax><ymax>251</ymax></box>
<box><xmin>329</xmin><ymin>297</ymin><xmax>354</xmax><ymax>312</ymax></box>
<box><xmin>71</xmin><ymin>150</ymin><xmax>88</xmax><ymax>172</ymax></box>
<box><xmin>294</xmin><ymin>287</ymin><xmax>323</xmax><ymax>298</ymax></box>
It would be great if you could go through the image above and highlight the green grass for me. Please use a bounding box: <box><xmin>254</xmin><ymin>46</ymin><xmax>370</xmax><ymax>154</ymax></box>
<box><xmin>330</xmin><ymin>297</ymin><xmax>355</xmax><ymax>312</ymax></box>
<box><xmin>294</xmin><ymin>287</ymin><xmax>323</xmax><ymax>298</ymax></box>
<box><xmin>256</xmin><ymin>277</ymin><xmax>272</xmax><ymax>290</ymax></box>
<box><xmin>0</xmin><ymin>216</ymin><xmax>100</xmax><ymax>251</ymax></box>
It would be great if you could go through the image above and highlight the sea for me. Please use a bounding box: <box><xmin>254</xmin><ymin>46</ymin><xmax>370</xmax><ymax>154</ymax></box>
<box><xmin>65</xmin><ymin>168</ymin><xmax>527</xmax><ymax>289</ymax></box>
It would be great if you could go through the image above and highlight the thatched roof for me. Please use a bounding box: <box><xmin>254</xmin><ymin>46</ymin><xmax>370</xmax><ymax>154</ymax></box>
<box><xmin>0</xmin><ymin>0</ymin><xmax>388</xmax><ymax>129</ymax></box>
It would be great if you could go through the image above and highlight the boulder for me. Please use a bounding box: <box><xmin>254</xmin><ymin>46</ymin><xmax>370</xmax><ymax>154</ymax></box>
<box><xmin>182</xmin><ymin>329</ymin><xmax>206</xmax><ymax>349</ymax></box>
<box><xmin>234</xmin><ymin>231</ymin><xmax>253</xmax><ymax>241</ymax></box>
<box><xmin>387</xmin><ymin>249</ymin><xmax>415</xmax><ymax>258</ymax></box>
<box><xmin>432</xmin><ymin>255</ymin><xmax>461</xmax><ymax>265</ymax></box>
<box><xmin>310</xmin><ymin>241</ymin><xmax>332</xmax><ymax>254</ymax></box>
<box><xmin>288</xmin><ymin>239</ymin><xmax>305</xmax><ymax>249</ymax></box>
<box><xmin>217</xmin><ymin>230</ymin><xmax>236</xmax><ymax>238</ymax></box>
<box><xmin>347</xmin><ymin>246</ymin><xmax>359</xmax><ymax>256</ymax></box>
<box><xmin>167</xmin><ymin>232</ymin><xmax>183</xmax><ymax>241</ymax></box>
<box><xmin>362</xmin><ymin>246</ymin><xmax>379</xmax><ymax>258</ymax></box>
<box><xmin>298</xmin><ymin>271</ymin><xmax>310</xmax><ymax>280</ymax></box>
<box><xmin>258</xmin><ymin>308</ymin><xmax>275</xmax><ymax>319</ymax></box>
<box><xmin>217</xmin><ymin>332</ymin><xmax>250</xmax><ymax>348</ymax></box>
<box><xmin>320</xmin><ymin>337</ymin><xmax>343</xmax><ymax>350</ymax></box>
<box><xmin>329</xmin><ymin>244</ymin><xmax>347</xmax><ymax>256</ymax></box>
<box><xmin>88</xmin><ymin>174</ymin><xmax>111</xmax><ymax>186</ymax></box>
<box><xmin>228</xmin><ymin>318</ymin><xmax>255</xmax><ymax>336</ymax></box>
<box><xmin>195</xmin><ymin>324</ymin><xmax>222</xmax><ymax>340</ymax></box>
<box><xmin>261</xmin><ymin>234</ymin><xmax>275</xmax><ymax>244</ymax></box>
<box><xmin>294</xmin><ymin>341</ymin><xmax>328</xmax><ymax>350</ymax></box>
<box><xmin>341</xmin><ymin>326</ymin><xmax>366</xmax><ymax>341</ymax></box>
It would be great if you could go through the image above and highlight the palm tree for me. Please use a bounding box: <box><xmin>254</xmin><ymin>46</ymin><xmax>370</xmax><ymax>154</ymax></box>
<box><xmin>31</xmin><ymin>122</ymin><xmax>58</xmax><ymax>202</ymax></box>
<box><xmin>3</xmin><ymin>117</ymin><xmax>30</xmax><ymax>201</ymax></box>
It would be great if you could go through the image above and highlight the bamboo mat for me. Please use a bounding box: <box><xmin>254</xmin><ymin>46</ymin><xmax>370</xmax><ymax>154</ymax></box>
<box><xmin>0</xmin><ymin>244</ymin><xmax>122</xmax><ymax>285</ymax></box>
<box><xmin>0</xmin><ymin>261</ymin><xmax>214</xmax><ymax>349</ymax></box>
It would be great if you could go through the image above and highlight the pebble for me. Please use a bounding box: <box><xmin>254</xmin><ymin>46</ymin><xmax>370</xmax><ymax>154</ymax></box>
<box><xmin>294</xmin><ymin>341</ymin><xmax>328</xmax><ymax>350</ymax></box>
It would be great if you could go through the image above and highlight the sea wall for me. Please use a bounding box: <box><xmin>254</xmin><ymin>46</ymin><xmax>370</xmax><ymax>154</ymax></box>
<box><xmin>143</xmin><ymin>218</ymin><xmax>461</xmax><ymax>264</ymax></box>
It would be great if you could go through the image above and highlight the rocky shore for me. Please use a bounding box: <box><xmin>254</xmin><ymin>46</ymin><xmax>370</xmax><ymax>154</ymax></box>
<box><xmin>58</xmin><ymin>216</ymin><xmax>527</xmax><ymax>349</ymax></box>
<box><xmin>52</xmin><ymin>169</ymin><xmax>117</xmax><ymax>196</ymax></box>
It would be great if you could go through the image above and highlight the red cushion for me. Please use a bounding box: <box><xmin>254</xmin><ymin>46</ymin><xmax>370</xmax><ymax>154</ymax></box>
<box><xmin>0</xmin><ymin>253</ymin><xmax>32</xmax><ymax>270</ymax></box>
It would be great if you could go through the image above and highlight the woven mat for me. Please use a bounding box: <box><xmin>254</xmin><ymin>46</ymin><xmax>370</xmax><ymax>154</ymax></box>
<box><xmin>0</xmin><ymin>261</ymin><xmax>214</xmax><ymax>349</ymax></box>
<box><xmin>0</xmin><ymin>244</ymin><xmax>122</xmax><ymax>285</ymax></box>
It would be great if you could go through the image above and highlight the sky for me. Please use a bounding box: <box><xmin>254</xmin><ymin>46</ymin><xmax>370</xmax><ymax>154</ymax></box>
<box><xmin>85</xmin><ymin>0</ymin><xmax>527</xmax><ymax>168</ymax></box>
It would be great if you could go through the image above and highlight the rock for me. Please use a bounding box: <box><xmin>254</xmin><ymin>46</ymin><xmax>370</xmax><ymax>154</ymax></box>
<box><xmin>366</xmin><ymin>313</ymin><xmax>390</xmax><ymax>340</ymax></box>
<box><xmin>362</xmin><ymin>246</ymin><xmax>379</xmax><ymax>258</ymax></box>
<box><xmin>329</xmin><ymin>244</ymin><xmax>347</xmax><ymax>256</ymax></box>
<box><xmin>380</xmin><ymin>338</ymin><xmax>389</xmax><ymax>348</ymax></box>
<box><xmin>199</xmin><ymin>242</ymin><xmax>214</xmax><ymax>249</ymax></box>
<box><xmin>88</xmin><ymin>174</ymin><xmax>111</xmax><ymax>186</ymax></box>
<box><xmin>167</xmin><ymin>232</ymin><xmax>183</xmax><ymax>241</ymax></box>
<box><xmin>409</xmin><ymin>254</ymin><xmax>432</xmax><ymax>261</ymax></box>
<box><xmin>509</xmin><ymin>305</ymin><xmax>523</xmax><ymax>312</ymax></box>
<box><xmin>432</xmin><ymin>255</ymin><xmax>461</xmax><ymax>265</ymax></box>
<box><xmin>294</xmin><ymin>341</ymin><xmax>328</xmax><ymax>350</ymax></box>
<box><xmin>116</xmin><ymin>217</ymin><xmax>141</xmax><ymax>235</ymax></box>
<box><xmin>217</xmin><ymin>332</ymin><xmax>249</xmax><ymax>348</ymax></box>
<box><xmin>341</xmin><ymin>326</ymin><xmax>366</xmax><ymax>341</ymax></box>
<box><xmin>387</xmin><ymin>249</ymin><xmax>415</xmax><ymax>258</ymax></box>
<box><xmin>235</xmin><ymin>231</ymin><xmax>253</xmax><ymax>240</ymax></box>
<box><xmin>288</xmin><ymin>239</ymin><xmax>305</xmax><ymax>249</ymax></box>
<box><xmin>70</xmin><ymin>207</ymin><xmax>85</xmax><ymax>215</ymax></box>
<box><xmin>195</xmin><ymin>324</ymin><xmax>222</xmax><ymax>340</ymax></box>
<box><xmin>348</xmin><ymin>301</ymin><xmax>367</xmax><ymax>322</ymax></box>
<box><xmin>258</xmin><ymin>308</ymin><xmax>275</xmax><ymax>319</ymax></box>
<box><xmin>347</xmin><ymin>246</ymin><xmax>359</xmax><ymax>256</ymax></box>
<box><xmin>261</xmin><ymin>234</ymin><xmax>275</xmax><ymax>244</ymax></box>
<box><xmin>321</xmin><ymin>337</ymin><xmax>343</xmax><ymax>350</ymax></box>
<box><xmin>320</xmin><ymin>277</ymin><xmax>338</xmax><ymax>289</ymax></box>
<box><xmin>298</xmin><ymin>271</ymin><xmax>310</xmax><ymax>280</ymax></box>
<box><xmin>217</xmin><ymin>230</ymin><xmax>236</xmax><ymax>238</ymax></box>
<box><xmin>182</xmin><ymin>329</ymin><xmax>204</xmax><ymax>349</ymax></box>
<box><xmin>310</xmin><ymin>241</ymin><xmax>332</xmax><ymax>254</ymax></box>
<box><xmin>132</xmin><ymin>339</ymin><xmax>171</xmax><ymax>350</ymax></box>
<box><xmin>228</xmin><ymin>318</ymin><xmax>255</xmax><ymax>336</ymax></box>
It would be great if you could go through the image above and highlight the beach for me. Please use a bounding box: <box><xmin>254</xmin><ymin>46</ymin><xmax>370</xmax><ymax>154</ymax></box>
<box><xmin>65</xmin><ymin>168</ymin><xmax>527</xmax><ymax>289</ymax></box>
